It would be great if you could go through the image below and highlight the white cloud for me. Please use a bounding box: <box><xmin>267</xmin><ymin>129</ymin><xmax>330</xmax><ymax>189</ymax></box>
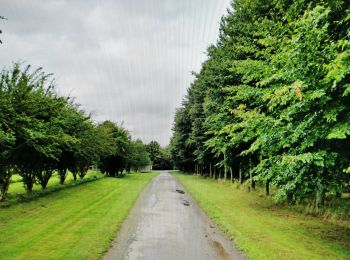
<box><xmin>0</xmin><ymin>0</ymin><xmax>231</xmax><ymax>146</ymax></box>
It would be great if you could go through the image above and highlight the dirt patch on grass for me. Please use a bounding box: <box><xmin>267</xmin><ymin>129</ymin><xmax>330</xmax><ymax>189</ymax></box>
<box><xmin>213</xmin><ymin>240</ymin><xmax>231</xmax><ymax>260</ymax></box>
<box><xmin>305</xmin><ymin>224</ymin><xmax>350</xmax><ymax>250</ymax></box>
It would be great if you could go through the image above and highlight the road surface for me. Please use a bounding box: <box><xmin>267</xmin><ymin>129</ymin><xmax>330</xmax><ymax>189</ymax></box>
<box><xmin>104</xmin><ymin>171</ymin><xmax>245</xmax><ymax>260</ymax></box>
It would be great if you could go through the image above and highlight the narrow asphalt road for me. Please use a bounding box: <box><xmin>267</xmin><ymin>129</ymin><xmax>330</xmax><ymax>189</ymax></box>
<box><xmin>104</xmin><ymin>171</ymin><xmax>245</xmax><ymax>260</ymax></box>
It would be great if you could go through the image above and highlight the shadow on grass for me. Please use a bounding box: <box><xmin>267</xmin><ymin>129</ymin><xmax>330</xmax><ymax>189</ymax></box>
<box><xmin>0</xmin><ymin>175</ymin><xmax>102</xmax><ymax>208</ymax></box>
<box><xmin>1</xmin><ymin>171</ymin><xmax>154</xmax><ymax>208</ymax></box>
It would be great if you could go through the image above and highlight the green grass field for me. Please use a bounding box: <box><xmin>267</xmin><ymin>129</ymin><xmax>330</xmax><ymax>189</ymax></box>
<box><xmin>0</xmin><ymin>172</ymin><xmax>157</xmax><ymax>260</ymax></box>
<box><xmin>8</xmin><ymin>171</ymin><xmax>102</xmax><ymax>194</ymax></box>
<box><xmin>174</xmin><ymin>173</ymin><xmax>350</xmax><ymax>260</ymax></box>
<box><xmin>2</xmin><ymin>171</ymin><xmax>105</xmax><ymax>206</ymax></box>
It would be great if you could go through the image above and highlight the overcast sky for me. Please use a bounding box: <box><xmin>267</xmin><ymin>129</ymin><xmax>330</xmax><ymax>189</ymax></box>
<box><xmin>0</xmin><ymin>0</ymin><xmax>231</xmax><ymax>146</ymax></box>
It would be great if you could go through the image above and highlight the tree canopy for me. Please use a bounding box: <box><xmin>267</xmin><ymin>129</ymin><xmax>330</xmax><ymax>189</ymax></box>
<box><xmin>0</xmin><ymin>63</ymin><xmax>152</xmax><ymax>200</ymax></box>
<box><xmin>171</xmin><ymin>0</ymin><xmax>350</xmax><ymax>205</ymax></box>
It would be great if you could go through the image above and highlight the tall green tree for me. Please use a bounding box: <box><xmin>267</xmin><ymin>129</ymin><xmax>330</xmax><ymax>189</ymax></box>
<box><xmin>98</xmin><ymin>121</ymin><xmax>131</xmax><ymax>177</ymax></box>
<box><xmin>130</xmin><ymin>139</ymin><xmax>151</xmax><ymax>171</ymax></box>
<box><xmin>171</xmin><ymin>103</ymin><xmax>196</xmax><ymax>172</ymax></box>
<box><xmin>145</xmin><ymin>141</ymin><xmax>161</xmax><ymax>162</ymax></box>
<box><xmin>1</xmin><ymin>64</ymin><xmax>63</xmax><ymax>191</ymax></box>
<box><xmin>171</xmin><ymin>0</ymin><xmax>350</xmax><ymax>205</ymax></box>
<box><xmin>153</xmin><ymin>145</ymin><xmax>173</xmax><ymax>170</ymax></box>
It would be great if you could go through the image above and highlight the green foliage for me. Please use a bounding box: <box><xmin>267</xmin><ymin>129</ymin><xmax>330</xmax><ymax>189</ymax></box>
<box><xmin>171</xmin><ymin>105</ymin><xmax>196</xmax><ymax>172</ymax></box>
<box><xmin>129</xmin><ymin>139</ymin><xmax>151</xmax><ymax>171</ymax></box>
<box><xmin>98</xmin><ymin>121</ymin><xmax>133</xmax><ymax>176</ymax></box>
<box><xmin>145</xmin><ymin>140</ymin><xmax>161</xmax><ymax>162</ymax></box>
<box><xmin>153</xmin><ymin>145</ymin><xmax>173</xmax><ymax>170</ymax></box>
<box><xmin>0</xmin><ymin>63</ymin><xmax>146</xmax><ymax>199</ymax></box>
<box><xmin>145</xmin><ymin>141</ymin><xmax>173</xmax><ymax>170</ymax></box>
<box><xmin>171</xmin><ymin>0</ymin><xmax>350</xmax><ymax>204</ymax></box>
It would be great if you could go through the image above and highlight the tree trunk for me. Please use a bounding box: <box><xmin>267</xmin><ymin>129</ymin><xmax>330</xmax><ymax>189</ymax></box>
<box><xmin>37</xmin><ymin>169</ymin><xmax>53</xmax><ymax>190</ymax></box>
<box><xmin>239</xmin><ymin>167</ymin><xmax>243</xmax><ymax>184</ymax></box>
<box><xmin>72</xmin><ymin>171</ymin><xmax>77</xmax><ymax>181</ymax></box>
<box><xmin>316</xmin><ymin>189</ymin><xmax>325</xmax><ymax>212</ymax></box>
<box><xmin>230</xmin><ymin>167</ymin><xmax>233</xmax><ymax>182</ymax></box>
<box><xmin>27</xmin><ymin>182</ymin><xmax>33</xmax><ymax>192</ymax></box>
<box><xmin>286</xmin><ymin>192</ymin><xmax>294</xmax><ymax>204</ymax></box>
<box><xmin>265</xmin><ymin>180</ymin><xmax>270</xmax><ymax>195</ymax></box>
<box><xmin>249</xmin><ymin>158</ymin><xmax>255</xmax><ymax>191</ymax></box>
<box><xmin>59</xmin><ymin>168</ymin><xmax>67</xmax><ymax>184</ymax></box>
<box><xmin>21</xmin><ymin>171</ymin><xmax>35</xmax><ymax>193</ymax></box>
<box><xmin>0</xmin><ymin>166</ymin><xmax>12</xmax><ymax>201</ymax></box>
<box><xmin>224</xmin><ymin>153</ymin><xmax>227</xmax><ymax>181</ymax></box>
<box><xmin>209</xmin><ymin>163</ymin><xmax>212</xmax><ymax>179</ymax></box>
<box><xmin>78</xmin><ymin>166</ymin><xmax>88</xmax><ymax>179</ymax></box>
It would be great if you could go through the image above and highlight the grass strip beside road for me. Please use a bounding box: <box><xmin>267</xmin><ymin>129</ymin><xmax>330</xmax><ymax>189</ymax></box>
<box><xmin>174</xmin><ymin>173</ymin><xmax>350</xmax><ymax>260</ymax></box>
<box><xmin>3</xmin><ymin>171</ymin><xmax>104</xmax><ymax>206</ymax></box>
<box><xmin>0</xmin><ymin>172</ymin><xmax>157</xmax><ymax>260</ymax></box>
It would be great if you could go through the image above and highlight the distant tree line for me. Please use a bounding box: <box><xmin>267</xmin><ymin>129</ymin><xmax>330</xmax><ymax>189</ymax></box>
<box><xmin>171</xmin><ymin>0</ymin><xmax>350</xmax><ymax>207</ymax></box>
<box><xmin>145</xmin><ymin>141</ymin><xmax>173</xmax><ymax>170</ymax></box>
<box><xmin>0</xmin><ymin>63</ymin><xmax>151</xmax><ymax>201</ymax></box>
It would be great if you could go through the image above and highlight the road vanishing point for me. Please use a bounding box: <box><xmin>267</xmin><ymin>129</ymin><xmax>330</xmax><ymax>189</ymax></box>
<box><xmin>104</xmin><ymin>171</ymin><xmax>245</xmax><ymax>260</ymax></box>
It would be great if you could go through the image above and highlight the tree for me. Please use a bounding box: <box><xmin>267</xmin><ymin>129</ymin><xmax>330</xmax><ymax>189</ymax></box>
<box><xmin>130</xmin><ymin>139</ymin><xmax>151</xmax><ymax>171</ymax></box>
<box><xmin>0</xmin><ymin>68</ymin><xmax>15</xmax><ymax>199</ymax></box>
<box><xmin>145</xmin><ymin>141</ymin><xmax>161</xmax><ymax>162</ymax></box>
<box><xmin>98</xmin><ymin>121</ymin><xmax>131</xmax><ymax>177</ymax></box>
<box><xmin>171</xmin><ymin>0</ymin><xmax>350</xmax><ymax>205</ymax></box>
<box><xmin>1</xmin><ymin>64</ymin><xmax>63</xmax><ymax>191</ymax></box>
<box><xmin>0</xmin><ymin>126</ymin><xmax>14</xmax><ymax>200</ymax></box>
<box><xmin>0</xmin><ymin>62</ymin><xmax>150</xmax><ymax>198</ymax></box>
<box><xmin>171</xmin><ymin>103</ymin><xmax>196</xmax><ymax>172</ymax></box>
<box><xmin>153</xmin><ymin>146</ymin><xmax>173</xmax><ymax>170</ymax></box>
<box><xmin>0</xmin><ymin>63</ymin><xmax>121</xmax><ymax>194</ymax></box>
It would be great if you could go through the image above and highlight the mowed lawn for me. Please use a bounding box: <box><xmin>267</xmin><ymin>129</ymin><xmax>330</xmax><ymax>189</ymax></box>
<box><xmin>0</xmin><ymin>173</ymin><xmax>157</xmax><ymax>260</ymax></box>
<box><xmin>174</xmin><ymin>173</ymin><xmax>350</xmax><ymax>260</ymax></box>
<box><xmin>8</xmin><ymin>171</ymin><xmax>103</xmax><ymax>197</ymax></box>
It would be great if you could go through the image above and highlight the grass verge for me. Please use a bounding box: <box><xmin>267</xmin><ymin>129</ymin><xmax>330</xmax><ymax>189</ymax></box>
<box><xmin>2</xmin><ymin>171</ymin><xmax>104</xmax><ymax>207</ymax></box>
<box><xmin>0</xmin><ymin>172</ymin><xmax>157</xmax><ymax>260</ymax></box>
<box><xmin>174</xmin><ymin>173</ymin><xmax>350</xmax><ymax>260</ymax></box>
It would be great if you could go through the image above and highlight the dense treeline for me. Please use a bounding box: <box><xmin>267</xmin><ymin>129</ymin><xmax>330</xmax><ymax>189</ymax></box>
<box><xmin>0</xmin><ymin>64</ymin><xmax>150</xmax><ymax>201</ymax></box>
<box><xmin>145</xmin><ymin>140</ymin><xmax>173</xmax><ymax>170</ymax></box>
<box><xmin>171</xmin><ymin>0</ymin><xmax>350</xmax><ymax>206</ymax></box>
